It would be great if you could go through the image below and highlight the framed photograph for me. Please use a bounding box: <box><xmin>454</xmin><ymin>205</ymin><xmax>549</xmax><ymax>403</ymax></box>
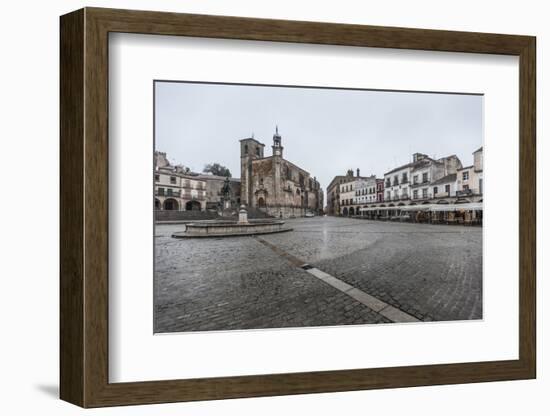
<box><xmin>60</xmin><ymin>7</ymin><xmax>536</xmax><ymax>407</ymax></box>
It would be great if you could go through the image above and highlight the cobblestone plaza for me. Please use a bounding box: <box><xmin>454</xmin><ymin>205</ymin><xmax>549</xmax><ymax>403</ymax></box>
<box><xmin>154</xmin><ymin>217</ymin><xmax>482</xmax><ymax>332</ymax></box>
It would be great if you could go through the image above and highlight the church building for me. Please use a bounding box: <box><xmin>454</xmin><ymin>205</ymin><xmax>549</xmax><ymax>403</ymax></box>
<box><xmin>240</xmin><ymin>127</ymin><xmax>323</xmax><ymax>218</ymax></box>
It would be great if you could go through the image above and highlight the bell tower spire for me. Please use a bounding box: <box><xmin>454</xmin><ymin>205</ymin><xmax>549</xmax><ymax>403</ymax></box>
<box><xmin>272</xmin><ymin>125</ymin><xmax>283</xmax><ymax>158</ymax></box>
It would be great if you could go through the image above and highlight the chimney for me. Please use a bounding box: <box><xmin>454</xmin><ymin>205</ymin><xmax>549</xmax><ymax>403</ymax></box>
<box><xmin>413</xmin><ymin>153</ymin><xmax>428</xmax><ymax>163</ymax></box>
<box><xmin>356</xmin><ymin>168</ymin><xmax>360</xmax><ymax>177</ymax></box>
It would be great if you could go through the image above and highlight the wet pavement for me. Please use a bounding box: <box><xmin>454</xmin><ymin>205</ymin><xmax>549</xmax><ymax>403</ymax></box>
<box><xmin>154</xmin><ymin>216</ymin><xmax>482</xmax><ymax>332</ymax></box>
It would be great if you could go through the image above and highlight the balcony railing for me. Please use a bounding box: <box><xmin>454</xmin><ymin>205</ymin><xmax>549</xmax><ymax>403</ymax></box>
<box><xmin>156</xmin><ymin>190</ymin><xmax>181</xmax><ymax>198</ymax></box>
<box><xmin>155</xmin><ymin>190</ymin><xmax>207</xmax><ymax>200</ymax></box>
<box><xmin>181</xmin><ymin>183</ymin><xmax>206</xmax><ymax>190</ymax></box>
<box><xmin>456</xmin><ymin>189</ymin><xmax>473</xmax><ymax>197</ymax></box>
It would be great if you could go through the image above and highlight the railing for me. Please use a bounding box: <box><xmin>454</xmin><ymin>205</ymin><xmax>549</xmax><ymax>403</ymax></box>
<box><xmin>456</xmin><ymin>189</ymin><xmax>473</xmax><ymax>197</ymax></box>
<box><xmin>181</xmin><ymin>183</ymin><xmax>206</xmax><ymax>190</ymax></box>
<box><xmin>155</xmin><ymin>190</ymin><xmax>207</xmax><ymax>200</ymax></box>
<box><xmin>155</xmin><ymin>190</ymin><xmax>181</xmax><ymax>197</ymax></box>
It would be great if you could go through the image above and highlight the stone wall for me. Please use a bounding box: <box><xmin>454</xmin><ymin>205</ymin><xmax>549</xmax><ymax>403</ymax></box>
<box><xmin>155</xmin><ymin>210</ymin><xmax>219</xmax><ymax>222</ymax></box>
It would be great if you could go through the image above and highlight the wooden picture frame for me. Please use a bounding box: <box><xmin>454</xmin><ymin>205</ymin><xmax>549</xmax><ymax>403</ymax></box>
<box><xmin>60</xmin><ymin>7</ymin><xmax>536</xmax><ymax>408</ymax></box>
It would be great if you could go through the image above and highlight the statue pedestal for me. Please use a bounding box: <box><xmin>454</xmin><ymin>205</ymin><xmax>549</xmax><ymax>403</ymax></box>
<box><xmin>238</xmin><ymin>205</ymin><xmax>249</xmax><ymax>224</ymax></box>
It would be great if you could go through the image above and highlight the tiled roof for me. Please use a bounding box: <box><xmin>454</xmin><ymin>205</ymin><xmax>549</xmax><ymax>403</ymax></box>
<box><xmin>431</xmin><ymin>173</ymin><xmax>457</xmax><ymax>185</ymax></box>
<box><xmin>385</xmin><ymin>158</ymin><xmax>433</xmax><ymax>175</ymax></box>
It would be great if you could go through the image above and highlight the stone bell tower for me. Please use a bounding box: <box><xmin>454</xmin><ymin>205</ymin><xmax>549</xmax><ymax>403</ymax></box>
<box><xmin>272</xmin><ymin>125</ymin><xmax>284</xmax><ymax>158</ymax></box>
<box><xmin>240</xmin><ymin>134</ymin><xmax>265</xmax><ymax>207</ymax></box>
<box><xmin>271</xmin><ymin>126</ymin><xmax>284</xmax><ymax>207</ymax></box>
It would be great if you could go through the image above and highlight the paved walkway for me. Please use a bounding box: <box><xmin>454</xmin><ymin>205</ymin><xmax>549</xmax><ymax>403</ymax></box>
<box><xmin>154</xmin><ymin>217</ymin><xmax>482</xmax><ymax>332</ymax></box>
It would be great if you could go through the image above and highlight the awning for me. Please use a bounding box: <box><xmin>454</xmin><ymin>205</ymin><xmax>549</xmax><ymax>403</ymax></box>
<box><xmin>430</xmin><ymin>202</ymin><xmax>483</xmax><ymax>212</ymax></box>
<box><xmin>398</xmin><ymin>205</ymin><xmax>431</xmax><ymax>212</ymax></box>
<box><xmin>358</xmin><ymin>202</ymin><xmax>483</xmax><ymax>213</ymax></box>
<box><xmin>359</xmin><ymin>206</ymin><xmax>385</xmax><ymax>212</ymax></box>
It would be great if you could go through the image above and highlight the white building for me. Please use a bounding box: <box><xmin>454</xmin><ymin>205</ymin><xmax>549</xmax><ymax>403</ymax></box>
<box><xmin>430</xmin><ymin>173</ymin><xmax>459</xmax><ymax>199</ymax></box>
<box><xmin>456</xmin><ymin>146</ymin><xmax>483</xmax><ymax>198</ymax></box>
<box><xmin>154</xmin><ymin>151</ymin><xmax>207</xmax><ymax>211</ymax></box>
<box><xmin>384</xmin><ymin>162</ymin><xmax>411</xmax><ymax>202</ymax></box>
<box><xmin>385</xmin><ymin>153</ymin><xmax>462</xmax><ymax>203</ymax></box>
<box><xmin>339</xmin><ymin>177</ymin><xmax>357</xmax><ymax>216</ymax></box>
<box><xmin>354</xmin><ymin>175</ymin><xmax>378</xmax><ymax>205</ymax></box>
<box><xmin>339</xmin><ymin>169</ymin><xmax>377</xmax><ymax>216</ymax></box>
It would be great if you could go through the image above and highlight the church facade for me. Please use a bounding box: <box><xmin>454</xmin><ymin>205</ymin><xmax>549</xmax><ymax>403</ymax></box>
<box><xmin>240</xmin><ymin>128</ymin><xmax>323</xmax><ymax>218</ymax></box>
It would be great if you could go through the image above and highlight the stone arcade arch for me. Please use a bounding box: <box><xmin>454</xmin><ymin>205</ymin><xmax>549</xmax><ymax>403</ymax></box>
<box><xmin>185</xmin><ymin>200</ymin><xmax>201</xmax><ymax>211</ymax></box>
<box><xmin>163</xmin><ymin>198</ymin><xmax>179</xmax><ymax>211</ymax></box>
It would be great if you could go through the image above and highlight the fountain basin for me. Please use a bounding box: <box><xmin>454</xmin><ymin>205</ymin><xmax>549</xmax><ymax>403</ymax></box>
<box><xmin>172</xmin><ymin>219</ymin><xmax>292</xmax><ymax>238</ymax></box>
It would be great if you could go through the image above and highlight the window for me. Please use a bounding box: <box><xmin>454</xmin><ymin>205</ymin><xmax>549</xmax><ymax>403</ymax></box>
<box><xmin>479</xmin><ymin>178</ymin><xmax>483</xmax><ymax>194</ymax></box>
<box><xmin>155</xmin><ymin>174</ymin><xmax>160</xmax><ymax>182</ymax></box>
<box><xmin>255</xmin><ymin>147</ymin><xmax>260</xmax><ymax>156</ymax></box>
<box><xmin>422</xmin><ymin>188</ymin><xmax>428</xmax><ymax>199</ymax></box>
<box><xmin>167</xmin><ymin>188</ymin><xmax>173</xmax><ymax>196</ymax></box>
<box><xmin>433</xmin><ymin>186</ymin><xmax>438</xmax><ymax>195</ymax></box>
<box><xmin>158</xmin><ymin>187</ymin><xmax>165</xmax><ymax>196</ymax></box>
<box><xmin>463</xmin><ymin>184</ymin><xmax>469</xmax><ymax>191</ymax></box>
<box><xmin>393</xmin><ymin>176</ymin><xmax>398</xmax><ymax>186</ymax></box>
<box><xmin>244</xmin><ymin>144</ymin><xmax>248</xmax><ymax>153</ymax></box>
<box><xmin>462</xmin><ymin>171</ymin><xmax>469</xmax><ymax>181</ymax></box>
<box><xmin>402</xmin><ymin>173</ymin><xmax>408</xmax><ymax>183</ymax></box>
<box><xmin>413</xmin><ymin>190</ymin><xmax>418</xmax><ymax>199</ymax></box>
<box><xmin>387</xmin><ymin>191</ymin><xmax>391</xmax><ymax>200</ymax></box>
<box><xmin>170</xmin><ymin>176</ymin><xmax>176</xmax><ymax>184</ymax></box>
<box><xmin>385</xmin><ymin>179</ymin><xmax>391</xmax><ymax>188</ymax></box>
<box><xmin>445</xmin><ymin>184</ymin><xmax>451</xmax><ymax>193</ymax></box>
<box><xmin>259</xmin><ymin>177</ymin><xmax>263</xmax><ymax>185</ymax></box>
<box><xmin>413</xmin><ymin>175</ymin><xmax>418</xmax><ymax>184</ymax></box>
<box><xmin>422</xmin><ymin>172</ymin><xmax>428</xmax><ymax>183</ymax></box>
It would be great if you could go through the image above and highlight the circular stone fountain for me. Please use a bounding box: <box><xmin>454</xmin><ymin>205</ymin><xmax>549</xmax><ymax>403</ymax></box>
<box><xmin>171</xmin><ymin>205</ymin><xmax>292</xmax><ymax>238</ymax></box>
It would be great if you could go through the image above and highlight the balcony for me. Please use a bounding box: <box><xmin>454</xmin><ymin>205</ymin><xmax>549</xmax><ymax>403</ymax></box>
<box><xmin>156</xmin><ymin>190</ymin><xmax>181</xmax><ymax>198</ymax></box>
<box><xmin>181</xmin><ymin>183</ymin><xmax>206</xmax><ymax>190</ymax></box>
<box><xmin>456</xmin><ymin>189</ymin><xmax>473</xmax><ymax>197</ymax></box>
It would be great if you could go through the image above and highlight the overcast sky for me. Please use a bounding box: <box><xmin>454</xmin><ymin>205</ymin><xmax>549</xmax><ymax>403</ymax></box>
<box><xmin>155</xmin><ymin>81</ymin><xmax>482</xmax><ymax>191</ymax></box>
